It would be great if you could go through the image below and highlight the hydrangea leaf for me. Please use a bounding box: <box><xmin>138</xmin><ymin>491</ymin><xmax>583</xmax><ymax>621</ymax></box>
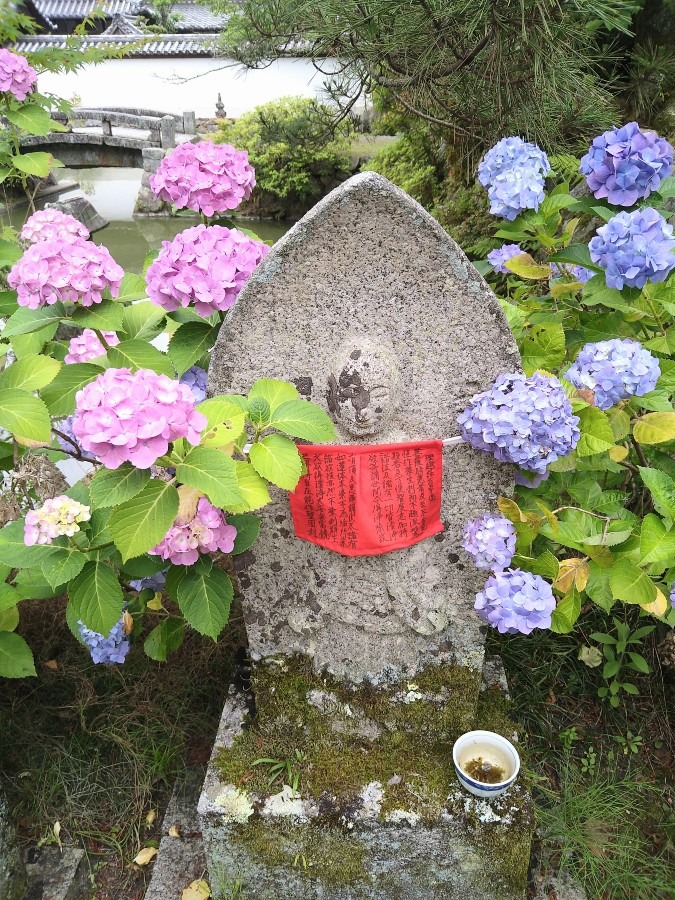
<box><xmin>40</xmin><ymin>363</ymin><xmax>102</xmax><ymax>417</ymax></box>
<box><xmin>107</xmin><ymin>340</ymin><xmax>175</xmax><ymax>378</ymax></box>
<box><xmin>0</xmin><ymin>240</ymin><xmax>22</xmax><ymax>268</ymax></box>
<box><xmin>549</xmin><ymin>244</ymin><xmax>601</xmax><ymax>272</ymax></box>
<box><xmin>89</xmin><ymin>465</ymin><xmax>151</xmax><ymax>509</ymax></box>
<box><xmin>228</xmin><ymin>514</ymin><xmax>261</xmax><ymax>555</ymax></box>
<box><xmin>176</xmin><ymin>446</ymin><xmax>243</xmax><ymax>509</ymax></box>
<box><xmin>609</xmin><ymin>558</ymin><xmax>657</xmax><ymax>606</ymax></box>
<box><xmin>12</xmin><ymin>151</ymin><xmax>55</xmax><ymax>178</ymax></box>
<box><xmin>0</xmin><ymin>605</ymin><xmax>19</xmax><ymax>632</ymax></box>
<box><xmin>520</xmin><ymin>323</ymin><xmax>566</xmax><ymax>376</ymax></box>
<box><xmin>227</xmin><ymin>461</ymin><xmax>271</xmax><ymax>514</ymax></box>
<box><xmin>121</xmin><ymin>301</ymin><xmax>166</xmax><ymax>341</ymax></box>
<box><xmin>248</xmin><ymin>378</ymin><xmax>299</xmax><ymax>413</ymax></box>
<box><xmin>638</xmin><ymin>467</ymin><xmax>675</xmax><ymax>520</ymax></box>
<box><xmin>639</xmin><ymin>514</ymin><xmax>675</xmax><ymax>565</ymax></box>
<box><xmin>0</xmin><ymin>389</ymin><xmax>51</xmax><ymax>442</ymax></box>
<box><xmin>68</xmin><ymin>561</ymin><xmax>124</xmax><ymax>634</ymax></box>
<box><xmin>117</xmin><ymin>273</ymin><xmax>147</xmax><ymax>302</ymax></box>
<box><xmin>576</xmin><ymin>407</ymin><xmax>614</xmax><ymax>457</ymax></box>
<box><xmin>585</xmin><ymin>562</ymin><xmax>614</xmax><ymax>613</ymax></box>
<box><xmin>197</xmin><ymin>398</ymin><xmax>246</xmax><ymax>448</ymax></box>
<box><xmin>144</xmin><ymin>618</ymin><xmax>185</xmax><ymax>662</ymax></box>
<box><xmin>11</xmin><ymin>323</ymin><xmax>58</xmax><ymax>359</ymax></box>
<box><xmin>0</xmin><ymin>354</ymin><xmax>61</xmax><ymax>391</ymax></box>
<box><xmin>0</xmin><ymin>632</ymin><xmax>36</xmax><ymax>678</ymax></box>
<box><xmin>72</xmin><ymin>299</ymin><xmax>125</xmax><ymax>333</ymax></box>
<box><xmin>176</xmin><ymin>566</ymin><xmax>232</xmax><ymax>641</ymax></box>
<box><xmin>109</xmin><ymin>480</ymin><xmax>179</xmax><ymax>562</ymax></box>
<box><xmin>169</xmin><ymin>322</ymin><xmax>217</xmax><ymax>376</ymax></box>
<box><xmin>5</xmin><ymin>104</ymin><xmax>52</xmax><ymax>136</ymax></box>
<box><xmin>41</xmin><ymin>546</ymin><xmax>87</xmax><ymax>591</ymax></box>
<box><xmin>504</xmin><ymin>253</ymin><xmax>550</xmax><ymax>280</ymax></box>
<box><xmin>249</xmin><ymin>433</ymin><xmax>303</xmax><ymax>491</ymax></box>
<box><xmin>14</xmin><ymin>567</ymin><xmax>63</xmax><ymax>600</ymax></box>
<box><xmin>0</xmin><ymin>583</ymin><xmax>19</xmax><ymax>612</ymax></box>
<box><xmin>550</xmin><ymin>590</ymin><xmax>582</xmax><ymax>634</ymax></box>
<box><xmin>269</xmin><ymin>399</ymin><xmax>336</xmax><ymax>442</ymax></box>
<box><xmin>633</xmin><ymin>412</ymin><xmax>675</xmax><ymax>445</ymax></box>
<box><xmin>2</xmin><ymin>303</ymin><xmax>67</xmax><ymax>337</ymax></box>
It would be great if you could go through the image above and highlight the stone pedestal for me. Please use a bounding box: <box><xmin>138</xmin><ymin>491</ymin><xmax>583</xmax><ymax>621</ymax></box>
<box><xmin>134</xmin><ymin>146</ymin><xmax>172</xmax><ymax>216</ymax></box>
<box><xmin>199</xmin><ymin>658</ymin><xmax>534</xmax><ymax>899</ymax></box>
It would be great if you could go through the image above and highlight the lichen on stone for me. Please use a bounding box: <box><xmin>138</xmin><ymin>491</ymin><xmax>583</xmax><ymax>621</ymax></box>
<box><xmin>213</xmin><ymin>785</ymin><xmax>254</xmax><ymax>824</ymax></box>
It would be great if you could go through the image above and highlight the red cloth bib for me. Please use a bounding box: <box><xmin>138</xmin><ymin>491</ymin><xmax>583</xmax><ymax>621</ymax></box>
<box><xmin>289</xmin><ymin>441</ymin><xmax>444</xmax><ymax>556</ymax></box>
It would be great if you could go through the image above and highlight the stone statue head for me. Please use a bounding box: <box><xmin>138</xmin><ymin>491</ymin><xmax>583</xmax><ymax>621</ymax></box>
<box><xmin>326</xmin><ymin>336</ymin><xmax>401</xmax><ymax>437</ymax></box>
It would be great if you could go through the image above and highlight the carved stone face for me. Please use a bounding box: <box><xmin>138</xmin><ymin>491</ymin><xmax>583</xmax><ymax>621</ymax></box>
<box><xmin>326</xmin><ymin>337</ymin><xmax>400</xmax><ymax>437</ymax></box>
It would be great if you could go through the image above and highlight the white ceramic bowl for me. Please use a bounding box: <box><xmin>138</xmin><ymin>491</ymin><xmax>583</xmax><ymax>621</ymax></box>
<box><xmin>452</xmin><ymin>730</ymin><xmax>520</xmax><ymax>799</ymax></box>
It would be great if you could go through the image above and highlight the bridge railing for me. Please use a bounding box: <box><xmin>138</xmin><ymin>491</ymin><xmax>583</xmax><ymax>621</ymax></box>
<box><xmin>50</xmin><ymin>108</ymin><xmax>197</xmax><ymax>149</ymax></box>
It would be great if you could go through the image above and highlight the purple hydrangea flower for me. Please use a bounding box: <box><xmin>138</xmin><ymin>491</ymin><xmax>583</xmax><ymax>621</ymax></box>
<box><xmin>24</xmin><ymin>496</ymin><xmax>90</xmax><ymax>545</ymax></box>
<box><xmin>463</xmin><ymin>514</ymin><xmax>517</xmax><ymax>570</ymax></box>
<box><xmin>670</xmin><ymin>583</ymin><xmax>675</xmax><ymax>609</ymax></box>
<box><xmin>475</xmin><ymin>568</ymin><xmax>556</xmax><ymax>634</ymax></box>
<box><xmin>72</xmin><ymin>367</ymin><xmax>206</xmax><ymax>469</ymax></box>
<box><xmin>149</xmin><ymin>141</ymin><xmax>255</xmax><ymax>217</ymax></box>
<box><xmin>150</xmin><ymin>497</ymin><xmax>237</xmax><ymax>566</ymax></box>
<box><xmin>478</xmin><ymin>137</ymin><xmax>550</xmax><ymax>220</ymax></box>
<box><xmin>580</xmin><ymin>122</ymin><xmax>673</xmax><ymax>206</ymax></box>
<box><xmin>129</xmin><ymin>570</ymin><xmax>167</xmax><ymax>593</ymax></box>
<box><xmin>514</xmin><ymin>469</ymin><xmax>550</xmax><ymax>489</ymax></box>
<box><xmin>20</xmin><ymin>209</ymin><xmax>90</xmax><ymax>244</ymax></box>
<box><xmin>55</xmin><ymin>415</ymin><xmax>96</xmax><ymax>462</ymax></box>
<box><xmin>566</xmin><ymin>339</ymin><xmax>661</xmax><ymax>410</ymax></box>
<box><xmin>146</xmin><ymin>224</ymin><xmax>269</xmax><ymax>319</ymax></box>
<box><xmin>78</xmin><ymin>615</ymin><xmax>130</xmax><ymax>665</ymax></box>
<box><xmin>7</xmin><ymin>238</ymin><xmax>124</xmax><ymax>309</ymax></box>
<box><xmin>550</xmin><ymin>263</ymin><xmax>594</xmax><ymax>284</ymax></box>
<box><xmin>0</xmin><ymin>48</ymin><xmax>36</xmax><ymax>101</ymax></box>
<box><xmin>180</xmin><ymin>366</ymin><xmax>207</xmax><ymax>403</ymax></box>
<box><xmin>458</xmin><ymin>372</ymin><xmax>580</xmax><ymax>474</ymax></box>
<box><xmin>589</xmin><ymin>208</ymin><xmax>675</xmax><ymax>290</ymax></box>
<box><xmin>487</xmin><ymin>244</ymin><xmax>524</xmax><ymax>274</ymax></box>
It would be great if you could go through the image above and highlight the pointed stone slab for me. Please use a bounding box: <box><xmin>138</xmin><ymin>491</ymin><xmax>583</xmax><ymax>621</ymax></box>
<box><xmin>209</xmin><ymin>172</ymin><xmax>520</xmax><ymax>684</ymax></box>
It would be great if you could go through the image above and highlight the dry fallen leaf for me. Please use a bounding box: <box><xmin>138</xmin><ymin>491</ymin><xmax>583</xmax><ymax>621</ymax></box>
<box><xmin>122</xmin><ymin>610</ymin><xmax>134</xmax><ymax>636</ymax></box>
<box><xmin>145</xmin><ymin>810</ymin><xmax>157</xmax><ymax>826</ymax></box>
<box><xmin>643</xmin><ymin>587</ymin><xmax>668</xmax><ymax>617</ymax></box>
<box><xmin>53</xmin><ymin>821</ymin><xmax>62</xmax><ymax>850</ymax></box>
<box><xmin>43</xmin><ymin>660</ymin><xmax>58</xmax><ymax>671</ymax></box>
<box><xmin>578</xmin><ymin>646</ymin><xmax>603</xmax><ymax>668</ymax></box>
<box><xmin>176</xmin><ymin>485</ymin><xmax>204</xmax><ymax>525</ymax></box>
<box><xmin>554</xmin><ymin>557</ymin><xmax>589</xmax><ymax>594</ymax></box>
<box><xmin>168</xmin><ymin>825</ymin><xmax>181</xmax><ymax>838</ymax></box>
<box><xmin>181</xmin><ymin>880</ymin><xmax>211</xmax><ymax>900</ymax></box>
<box><xmin>133</xmin><ymin>846</ymin><xmax>158</xmax><ymax>866</ymax></box>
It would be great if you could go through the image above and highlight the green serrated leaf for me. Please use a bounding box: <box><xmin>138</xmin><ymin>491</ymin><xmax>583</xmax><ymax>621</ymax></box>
<box><xmin>228</xmin><ymin>513</ymin><xmax>261</xmax><ymax>555</ymax></box>
<box><xmin>121</xmin><ymin>301</ymin><xmax>166</xmax><ymax>341</ymax></box>
<box><xmin>0</xmin><ymin>520</ymin><xmax>54</xmax><ymax>567</ymax></box>
<box><xmin>117</xmin><ymin>273</ymin><xmax>147</xmax><ymax>302</ymax></box>
<box><xmin>268</xmin><ymin>398</ymin><xmax>336</xmax><ymax>442</ymax></box>
<box><xmin>249</xmin><ymin>433</ymin><xmax>303</xmax><ymax>491</ymax></box>
<box><xmin>68</xmin><ymin>561</ymin><xmax>124</xmax><ymax>634</ymax></box>
<box><xmin>0</xmin><ymin>354</ymin><xmax>61</xmax><ymax>392</ymax></box>
<box><xmin>550</xmin><ymin>590</ymin><xmax>581</xmax><ymax>633</ymax></box>
<box><xmin>72</xmin><ymin>298</ymin><xmax>125</xmax><ymax>333</ymax></box>
<box><xmin>12</xmin><ymin>151</ymin><xmax>54</xmax><ymax>177</ymax></box>
<box><xmin>11</xmin><ymin>323</ymin><xmax>58</xmax><ymax>359</ymax></box>
<box><xmin>107</xmin><ymin>340</ymin><xmax>174</xmax><ymax>377</ymax></box>
<box><xmin>633</xmin><ymin>412</ymin><xmax>675</xmax><ymax>445</ymax></box>
<box><xmin>639</xmin><ymin>514</ymin><xmax>675</xmax><ymax>564</ymax></box>
<box><xmin>144</xmin><ymin>618</ymin><xmax>185</xmax><ymax>662</ymax></box>
<box><xmin>176</xmin><ymin>446</ymin><xmax>243</xmax><ymax>509</ymax></box>
<box><xmin>609</xmin><ymin>558</ymin><xmax>657</xmax><ymax>606</ymax></box>
<box><xmin>176</xmin><ymin>567</ymin><xmax>232</xmax><ymax>640</ymax></box>
<box><xmin>576</xmin><ymin>407</ymin><xmax>614</xmax><ymax>457</ymax></box>
<box><xmin>5</xmin><ymin>104</ymin><xmax>53</xmax><ymax>136</ymax></box>
<box><xmin>0</xmin><ymin>632</ymin><xmax>36</xmax><ymax>678</ymax></box>
<box><xmin>639</xmin><ymin>467</ymin><xmax>675</xmax><ymax>520</ymax></box>
<box><xmin>41</xmin><ymin>546</ymin><xmax>87</xmax><ymax>590</ymax></box>
<box><xmin>89</xmin><ymin>465</ymin><xmax>150</xmax><ymax>509</ymax></box>
<box><xmin>549</xmin><ymin>244</ymin><xmax>601</xmax><ymax>271</ymax></box>
<box><xmin>248</xmin><ymin>378</ymin><xmax>299</xmax><ymax>413</ymax></box>
<box><xmin>228</xmin><ymin>461</ymin><xmax>272</xmax><ymax>513</ymax></box>
<box><xmin>520</xmin><ymin>323</ymin><xmax>566</xmax><ymax>376</ymax></box>
<box><xmin>109</xmin><ymin>480</ymin><xmax>179</xmax><ymax>562</ymax></box>
<box><xmin>2</xmin><ymin>303</ymin><xmax>67</xmax><ymax>337</ymax></box>
<box><xmin>0</xmin><ymin>389</ymin><xmax>51</xmax><ymax>441</ymax></box>
<box><xmin>168</xmin><ymin>322</ymin><xmax>216</xmax><ymax>375</ymax></box>
<box><xmin>40</xmin><ymin>363</ymin><xmax>102</xmax><ymax>417</ymax></box>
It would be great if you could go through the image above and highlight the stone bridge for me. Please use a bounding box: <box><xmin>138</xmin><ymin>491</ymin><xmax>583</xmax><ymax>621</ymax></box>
<box><xmin>22</xmin><ymin>107</ymin><xmax>197</xmax><ymax>168</ymax></box>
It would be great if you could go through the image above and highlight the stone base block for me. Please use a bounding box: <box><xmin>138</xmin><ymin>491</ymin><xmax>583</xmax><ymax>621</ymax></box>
<box><xmin>199</xmin><ymin>658</ymin><xmax>534</xmax><ymax>899</ymax></box>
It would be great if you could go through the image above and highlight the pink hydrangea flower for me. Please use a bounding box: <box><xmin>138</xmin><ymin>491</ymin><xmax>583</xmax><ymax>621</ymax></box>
<box><xmin>21</xmin><ymin>209</ymin><xmax>90</xmax><ymax>244</ymax></box>
<box><xmin>146</xmin><ymin>224</ymin><xmax>269</xmax><ymax>318</ymax></box>
<box><xmin>149</xmin><ymin>141</ymin><xmax>255</xmax><ymax>217</ymax></box>
<box><xmin>7</xmin><ymin>238</ymin><xmax>124</xmax><ymax>309</ymax></box>
<box><xmin>0</xmin><ymin>48</ymin><xmax>37</xmax><ymax>101</ymax></box>
<box><xmin>150</xmin><ymin>497</ymin><xmax>237</xmax><ymax>565</ymax></box>
<box><xmin>24</xmin><ymin>496</ymin><xmax>91</xmax><ymax>546</ymax></box>
<box><xmin>72</xmin><ymin>367</ymin><xmax>207</xmax><ymax>469</ymax></box>
<box><xmin>65</xmin><ymin>329</ymin><xmax>119</xmax><ymax>364</ymax></box>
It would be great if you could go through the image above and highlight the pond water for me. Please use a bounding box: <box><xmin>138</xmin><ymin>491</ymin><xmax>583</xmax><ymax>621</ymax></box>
<box><xmin>5</xmin><ymin>167</ymin><xmax>292</xmax><ymax>273</ymax></box>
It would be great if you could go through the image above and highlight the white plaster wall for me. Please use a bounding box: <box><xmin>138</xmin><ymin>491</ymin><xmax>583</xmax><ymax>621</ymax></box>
<box><xmin>36</xmin><ymin>56</ymin><xmax>337</xmax><ymax>119</ymax></box>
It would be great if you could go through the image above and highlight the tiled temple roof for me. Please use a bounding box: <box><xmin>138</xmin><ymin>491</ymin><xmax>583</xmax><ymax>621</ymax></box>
<box><xmin>13</xmin><ymin>31</ymin><xmax>220</xmax><ymax>56</ymax></box>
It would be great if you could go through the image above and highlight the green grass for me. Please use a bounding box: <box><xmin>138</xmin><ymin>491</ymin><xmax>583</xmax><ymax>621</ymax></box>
<box><xmin>0</xmin><ymin>595</ymin><xmax>241</xmax><ymax>860</ymax></box>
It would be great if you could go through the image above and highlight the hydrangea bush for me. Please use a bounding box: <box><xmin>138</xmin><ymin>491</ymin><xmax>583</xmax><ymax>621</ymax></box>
<box><xmin>474</xmin><ymin>128</ymin><xmax>675</xmax><ymax>681</ymax></box>
<box><xmin>0</xmin><ymin>52</ymin><xmax>337</xmax><ymax>677</ymax></box>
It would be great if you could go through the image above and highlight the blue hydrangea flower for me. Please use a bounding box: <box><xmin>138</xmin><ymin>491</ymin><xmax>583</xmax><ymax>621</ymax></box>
<box><xmin>589</xmin><ymin>208</ymin><xmax>675</xmax><ymax>290</ymax></box>
<box><xmin>78</xmin><ymin>615</ymin><xmax>130</xmax><ymax>665</ymax></box>
<box><xmin>670</xmin><ymin>583</ymin><xmax>675</xmax><ymax>609</ymax></box>
<box><xmin>566</xmin><ymin>339</ymin><xmax>661</xmax><ymax>410</ymax></box>
<box><xmin>487</xmin><ymin>244</ymin><xmax>524</xmax><ymax>274</ymax></box>
<box><xmin>478</xmin><ymin>136</ymin><xmax>550</xmax><ymax>186</ymax></box>
<box><xmin>549</xmin><ymin>263</ymin><xmax>594</xmax><ymax>284</ymax></box>
<box><xmin>475</xmin><ymin>568</ymin><xmax>556</xmax><ymax>634</ymax></box>
<box><xmin>514</xmin><ymin>469</ymin><xmax>550</xmax><ymax>489</ymax></box>
<box><xmin>463</xmin><ymin>514</ymin><xmax>516</xmax><ymax>570</ymax></box>
<box><xmin>129</xmin><ymin>570</ymin><xmax>167</xmax><ymax>593</ymax></box>
<box><xmin>457</xmin><ymin>372</ymin><xmax>580</xmax><ymax>474</ymax></box>
<box><xmin>478</xmin><ymin>137</ymin><xmax>550</xmax><ymax>220</ymax></box>
<box><xmin>56</xmin><ymin>415</ymin><xmax>96</xmax><ymax>462</ymax></box>
<box><xmin>580</xmin><ymin>122</ymin><xmax>673</xmax><ymax>206</ymax></box>
<box><xmin>179</xmin><ymin>365</ymin><xmax>207</xmax><ymax>403</ymax></box>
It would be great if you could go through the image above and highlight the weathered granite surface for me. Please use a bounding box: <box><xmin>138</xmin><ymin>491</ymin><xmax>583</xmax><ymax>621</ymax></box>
<box><xmin>0</xmin><ymin>788</ymin><xmax>26</xmax><ymax>900</ymax></box>
<box><xmin>209</xmin><ymin>171</ymin><xmax>521</xmax><ymax>684</ymax></box>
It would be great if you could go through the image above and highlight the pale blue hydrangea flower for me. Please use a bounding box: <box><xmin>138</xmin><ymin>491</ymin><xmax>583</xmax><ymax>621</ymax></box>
<box><xmin>463</xmin><ymin>514</ymin><xmax>516</xmax><ymax>570</ymax></box>
<box><xmin>129</xmin><ymin>570</ymin><xmax>167</xmax><ymax>593</ymax></box>
<box><xmin>670</xmin><ymin>583</ymin><xmax>675</xmax><ymax>609</ymax></box>
<box><xmin>478</xmin><ymin>136</ymin><xmax>550</xmax><ymax>186</ymax></box>
<box><xmin>514</xmin><ymin>469</ymin><xmax>550</xmax><ymax>489</ymax></box>
<box><xmin>179</xmin><ymin>365</ymin><xmax>207</xmax><ymax>403</ymax></box>
<box><xmin>549</xmin><ymin>263</ymin><xmax>594</xmax><ymax>284</ymax></box>
<box><xmin>78</xmin><ymin>615</ymin><xmax>130</xmax><ymax>665</ymax></box>
<box><xmin>488</xmin><ymin>243</ymin><xmax>523</xmax><ymax>273</ymax></box>
<box><xmin>566</xmin><ymin>339</ymin><xmax>661</xmax><ymax>410</ymax></box>
<box><xmin>589</xmin><ymin>208</ymin><xmax>675</xmax><ymax>290</ymax></box>
<box><xmin>56</xmin><ymin>415</ymin><xmax>96</xmax><ymax>461</ymax></box>
<box><xmin>478</xmin><ymin>137</ymin><xmax>550</xmax><ymax>220</ymax></box>
<box><xmin>457</xmin><ymin>372</ymin><xmax>580</xmax><ymax>474</ymax></box>
<box><xmin>580</xmin><ymin>122</ymin><xmax>673</xmax><ymax>206</ymax></box>
<box><xmin>475</xmin><ymin>568</ymin><xmax>556</xmax><ymax>634</ymax></box>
